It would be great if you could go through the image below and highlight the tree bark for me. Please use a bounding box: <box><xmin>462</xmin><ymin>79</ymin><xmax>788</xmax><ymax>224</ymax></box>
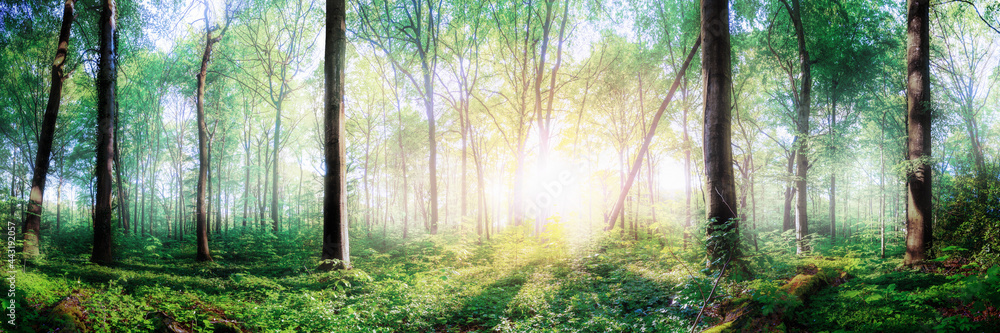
<box><xmin>904</xmin><ymin>0</ymin><xmax>932</xmax><ymax>266</ymax></box>
<box><xmin>92</xmin><ymin>0</ymin><xmax>116</xmax><ymax>265</ymax></box>
<box><xmin>784</xmin><ymin>0</ymin><xmax>813</xmax><ymax>255</ymax></box>
<box><xmin>320</xmin><ymin>0</ymin><xmax>350</xmax><ymax>271</ymax></box>
<box><xmin>195</xmin><ymin>0</ymin><xmax>224</xmax><ymax>262</ymax></box>
<box><xmin>702</xmin><ymin>0</ymin><xmax>737</xmax><ymax>270</ymax></box>
<box><xmin>23</xmin><ymin>0</ymin><xmax>75</xmax><ymax>260</ymax></box>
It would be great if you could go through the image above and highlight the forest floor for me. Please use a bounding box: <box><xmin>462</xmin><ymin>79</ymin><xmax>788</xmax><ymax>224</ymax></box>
<box><xmin>14</xmin><ymin>230</ymin><xmax>1000</xmax><ymax>332</ymax></box>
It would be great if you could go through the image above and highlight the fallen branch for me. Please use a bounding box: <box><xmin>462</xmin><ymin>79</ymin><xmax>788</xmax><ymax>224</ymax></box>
<box><xmin>690</xmin><ymin>255</ymin><xmax>732</xmax><ymax>333</ymax></box>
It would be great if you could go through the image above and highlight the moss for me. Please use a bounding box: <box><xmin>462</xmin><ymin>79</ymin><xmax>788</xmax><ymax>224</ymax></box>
<box><xmin>781</xmin><ymin>267</ymin><xmax>839</xmax><ymax>302</ymax></box>
<box><xmin>702</xmin><ymin>320</ymin><xmax>735</xmax><ymax>333</ymax></box>
<box><xmin>47</xmin><ymin>294</ymin><xmax>88</xmax><ymax>333</ymax></box>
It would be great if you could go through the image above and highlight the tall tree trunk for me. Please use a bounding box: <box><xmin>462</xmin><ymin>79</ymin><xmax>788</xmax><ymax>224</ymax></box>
<box><xmin>829</xmin><ymin>98</ymin><xmax>837</xmax><ymax>241</ymax></box>
<box><xmin>92</xmin><ymin>0</ymin><xmax>116</xmax><ymax>265</ymax></box>
<box><xmin>23</xmin><ymin>0</ymin><xmax>75</xmax><ymax>259</ymax></box>
<box><xmin>422</xmin><ymin>66</ymin><xmax>438</xmax><ymax>234</ymax></box>
<box><xmin>133</xmin><ymin>151</ymin><xmax>141</xmax><ymax>235</ymax></box>
<box><xmin>178</xmin><ymin>157</ymin><xmax>185</xmax><ymax>240</ymax></box>
<box><xmin>272</xmin><ymin>101</ymin><xmax>282</xmax><ymax>233</ymax></box>
<box><xmin>702</xmin><ymin>0</ymin><xmax>737</xmax><ymax>270</ymax></box>
<box><xmin>217</xmin><ymin>139</ymin><xmax>225</xmax><ymax>233</ymax></box>
<box><xmin>195</xmin><ymin>0</ymin><xmax>223</xmax><ymax>261</ymax></box>
<box><xmin>880</xmin><ymin>111</ymin><xmax>886</xmax><ymax>258</ymax></box>
<box><xmin>243</xmin><ymin>119</ymin><xmax>251</xmax><ymax>228</ymax></box>
<box><xmin>150</xmin><ymin>117</ymin><xmax>162</xmax><ymax>236</ymax></box>
<box><xmin>904</xmin><ymin>0</ymin><xmax>932</xmax><ymax>266</ymax></box>
<box><xmin>784</xmin><ymin>0</ymin><xmax>812</xmax><ymax>254</ymax></box>
<box><xmin>207</xmin><ymin>139</ymin><xmax>213</xmax><ymax>237</ymax></box>
<box><xmin>320</xmin><ymin>0</ymin><xmax>350</xmax><ymax>271</ymax></box>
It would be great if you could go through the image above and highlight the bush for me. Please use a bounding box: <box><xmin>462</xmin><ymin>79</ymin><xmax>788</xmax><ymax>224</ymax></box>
<box><xmin>936</xmin><ymin>164</ymin><xmax>1000</xmax><ymax>265</ymax></box>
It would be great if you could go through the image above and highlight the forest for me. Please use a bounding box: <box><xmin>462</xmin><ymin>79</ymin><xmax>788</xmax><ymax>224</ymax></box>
<box><xmin>2</xmin><ymin>0</ymin><xmax>1000</xmax><ymax>331</ymax></box>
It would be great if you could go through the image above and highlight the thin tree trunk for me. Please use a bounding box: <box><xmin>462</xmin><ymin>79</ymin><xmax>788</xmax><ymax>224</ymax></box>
<box><xmin>243</xmin><ymin>118</ymin><xmax>251</xmax><ymax>228</ymax></box>
<box><xmin>830</xmin><ymin>98</ymin><xmax>837</xmax><ymax>241</ymax></box>
<box><xmin>880</xmin><ymin>111</ymin><xmax>886</xmax><ymax>258</ymax></box>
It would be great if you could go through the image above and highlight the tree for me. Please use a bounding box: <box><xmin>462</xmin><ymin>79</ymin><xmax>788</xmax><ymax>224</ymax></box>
<box><xmin>23</xmin><ymin>0</ymin><xmax>75</xmax><ymax>260</ymax></box>
<box><xmin>234</xmin><ymin>0</ymin><xmax>319</xmax><ymax>233</ymax></box>
<box><xmin>904</xmin><ymin>0</ymin><xmax>932</xmax><ymax>266</ymax></box>
<box><xmin>92</xmin><ymin>0</ymin><xmax>117</xmax><ymax>265</ymax></box>
<box><xmin>702</xmin><ymin>0</ymin><xmax>738</xmax><ymax>271</ymax></box>
<box><xmin>354</xmin><ymin>0</ymin><xmax>442</xmax><ymax>234</ymax></box>
<box><xmin>320</xmin><ymin>0</ymin><xmax>350</xmax><ymax>271</ymax></box>
<box><xmin>195</xmin><ymin>0</ymin><xmax>236</xmax><ymax>262</ymax></box>
<box><xmin>777</xmin><ymin>0</ymin><xmax>813</xmax><ymax>254</ymax></box>
<box><xmin>932</xmin><ymin>4</ymin><xmax>997</xmax><ymax>175</ymax></box>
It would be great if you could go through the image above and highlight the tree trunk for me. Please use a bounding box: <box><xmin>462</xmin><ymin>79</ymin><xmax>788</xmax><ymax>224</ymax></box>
<box><xmin>782</xmin><ymin>148</ymin><xmax>795</xmax><ymax>231</ymax></box>
<box><xmin>785</xmin><ymin>0</ymin><xmax>813</xmax><ymax>255</ymax></box>
<box><xmin>195</xmin><ymin>1</ymin><xmax>222</xmax><ymax>261</ymax></box>
<box><xmin>320</xmin><ymin>0</ymin><xmax>350</xmax><ymax>271</ymax></box>
<box><xmin>904</xmin><ymin>0</ymin><xmax>932</xmax><ymax>266</ymax></box>
<box><xmin>243</xmin><ymin>118</ymin><xmax>251</xmax><ymax>228</ymax></box>
<box><xmin>702</xmin><ymin>0</ymin><xmax>737</xmax><ymax>270</ymax></box>
<box><xmin>422</xmin><ymin>64</ymin><xmax>438</xmax><ymax>234</ymax></box>
<box><xmin>272</xmin><ymin>100</ymin><xmax>282</xmax><ymax>233</ymax></box>
<box><xmin>92</xmin><ymin>0</ymin><xmax>116</xmax><ymax>265</ymax></box>
<box><xmin>880</xmin><ymin>111</ymin><xmax>886</xmax><ymax>258</ymax></box>
<box><xmin>23</xmin><ymin>0</ymin><xmax>75</xmax><ymax>259</ymax></box>
<box><xmin>830</xmin><ymin>98</ymin><xmax>837</xmax><ymax>241</ymax></box>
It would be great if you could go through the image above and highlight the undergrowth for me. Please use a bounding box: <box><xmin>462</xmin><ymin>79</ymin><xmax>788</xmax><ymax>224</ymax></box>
<box><xmin>13</xmin><ymin>223</ymin><xmax>1000</xmax><ymax>332</ymax></box>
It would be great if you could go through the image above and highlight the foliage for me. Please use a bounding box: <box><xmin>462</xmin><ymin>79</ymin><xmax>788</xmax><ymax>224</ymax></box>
<box><xmin>936</xmin><ymin>164</ymin><xmax>1000</xmax><ymax>267</ymax></box>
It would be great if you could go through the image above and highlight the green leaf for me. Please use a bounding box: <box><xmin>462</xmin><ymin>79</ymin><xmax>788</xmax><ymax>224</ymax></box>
<box><xmin>931</xmin><ymin>255</ymin><xmax>950</xmax><ymax>262</ymax></box>
<box><xmin>941</xmin><ymin>245</ymin><xmax>968</xmax><ymax>252</ymax></box>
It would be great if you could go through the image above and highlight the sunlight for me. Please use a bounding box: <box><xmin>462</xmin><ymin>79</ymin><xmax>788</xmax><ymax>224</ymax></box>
<box><xmin>521</xmin><ymin>153</ymin><xmax>587</xmax><ymax>222</ymax></box>
<box><xmin>657</xmin><ymin>159</ymin><xmax>688</xmax><ymax>192</ymax></box>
